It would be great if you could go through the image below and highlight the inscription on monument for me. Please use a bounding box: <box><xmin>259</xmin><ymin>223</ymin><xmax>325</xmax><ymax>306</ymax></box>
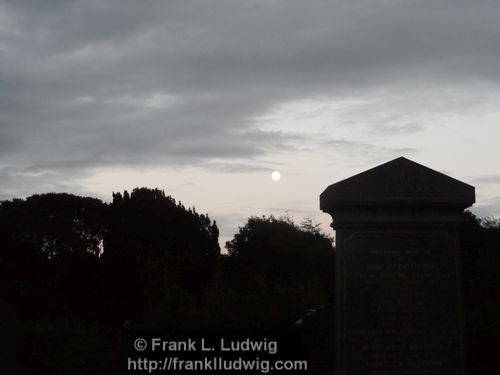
<box><xmin>320</xmin><ymin>157</ymin><xmax>473</xmax><ymax>375</ymax></box>
<box><xmin>344</xmin><ymin>231</ymin><xmax>462</xmax><ymax>375</ymax></box>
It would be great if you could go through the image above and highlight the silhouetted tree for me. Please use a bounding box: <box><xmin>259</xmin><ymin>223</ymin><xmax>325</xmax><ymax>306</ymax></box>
<box><xmin>226</xmin><ymin>215</ymin><xmax>333</xmax><ymax>287</ymax></box>
<box><xmin>103</xmin><ymin>187</ymin><xmax>220</xmax><ymax>327</ymax></box>
<box><xmin>0</xmin><ymin>193</ymin><xmax>107</xmax><ymax>319</ymax></box>
<box><xmin>200</xmin><ymin>215</ymin><xmax>335</xmax><ymax>328</ymax></box>
<box><xmin>0</xmin><ymin>188</ymin><xmax>221</xmax><ymax>373</ymax></box>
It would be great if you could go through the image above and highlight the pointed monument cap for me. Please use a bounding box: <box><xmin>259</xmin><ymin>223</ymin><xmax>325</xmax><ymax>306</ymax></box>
<box><xmin>320</xmin><ymin>157</ymin><xmax>475</xmax><ymax>211</ymax></box>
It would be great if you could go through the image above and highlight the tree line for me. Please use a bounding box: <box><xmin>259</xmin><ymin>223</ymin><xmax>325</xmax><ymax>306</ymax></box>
<box><xmin>0</xmin><ymin>188</ymin><xmax>498</xmax><ymax>374</ymax></box>
<box><xmin>0</xmin><ymin>188</ymin><xmax>334</xmax><ymax>373</ymax></box>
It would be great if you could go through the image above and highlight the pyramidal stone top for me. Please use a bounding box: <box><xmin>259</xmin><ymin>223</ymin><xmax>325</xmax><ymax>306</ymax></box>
<box><xmin>320</xmin><ymin>157</ymin><xmax>475</xmax><ymax>210</ymax></box>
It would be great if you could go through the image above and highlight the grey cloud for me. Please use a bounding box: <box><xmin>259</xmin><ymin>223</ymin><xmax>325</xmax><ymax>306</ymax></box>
<box><xmin>471</xmin><ymin>196</ymin><xmax>500</xmax><ymax>219</ymax></box>
<box><xmin>1</xmin><ymin>0</ymin><xmax>499</xmax><ymax>196</ymax></box>
<box><xmin>265</xmin><ymin>207</ymin><xmax>315</xmax><ymax>215</ymax></box>
<box><xmin>471</xmin><ymin>175</ymin><xmax>500</xmax><ymax>184</ymax></box>
<box><xmin>0</xmin><ymin>165</ymin><xmax>89</xmax><ymax>200</ymax></box>
<box><xmin>203</xmin><ymin>162</ymin><xmax>271</xmax><ymax>174</ymax></box>
<box><xmin>371</xmin><ymin>122</ymin><xmax>424</xmax><ymax>135</ymax></box>
<box><xmin>5</xmin><ymin>1</ymin><xmax>500</xmax><ymax>99</ymax></box>
<box><xmin>320</xmin><ymin>139</ymin><xmax>416</xmax><ymax>164</ymax></box>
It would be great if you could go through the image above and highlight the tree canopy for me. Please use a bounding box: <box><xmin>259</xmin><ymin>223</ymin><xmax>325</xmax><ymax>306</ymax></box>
<box><xmin>0</xmin><ymin>188</ymin><xmax>220</xmax><ymax>326</ymax></box>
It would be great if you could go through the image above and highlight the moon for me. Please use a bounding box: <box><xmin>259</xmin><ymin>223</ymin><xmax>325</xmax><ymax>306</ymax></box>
<box><xmin>271</xmin><ymin>171</ymin><xmax>281</xmax><ymax>181</ymax></box>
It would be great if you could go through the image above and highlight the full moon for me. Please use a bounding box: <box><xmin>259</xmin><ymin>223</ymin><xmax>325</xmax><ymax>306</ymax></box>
<box><xmin>271</xmin><ymin>171</ymin><xmax>281</xmax><ymax>181</ymax></box>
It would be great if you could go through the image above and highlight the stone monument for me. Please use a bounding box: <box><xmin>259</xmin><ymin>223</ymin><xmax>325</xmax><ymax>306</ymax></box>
<box><xmin>320</xmin><ymin>157</ymin><xmax>474</xmax><ymax>375</ymax></box>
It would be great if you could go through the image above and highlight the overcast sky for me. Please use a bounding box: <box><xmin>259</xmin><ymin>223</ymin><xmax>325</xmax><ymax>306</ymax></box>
<box><xmin>1</xmin><ymin>0</ymin><xmax>499</xmax><ymax>245</ymax></box>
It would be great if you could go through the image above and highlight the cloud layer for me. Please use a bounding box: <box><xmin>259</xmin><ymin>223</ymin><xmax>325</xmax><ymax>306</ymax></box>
<box><xmin>1</xmin><ymin>0</ymin><xmax>500</xmax><ymax>201</ymax></box>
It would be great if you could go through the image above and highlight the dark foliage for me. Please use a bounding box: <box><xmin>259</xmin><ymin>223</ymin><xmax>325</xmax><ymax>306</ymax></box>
<box><xmin>461</xmin><ymin>211</ymin><xmax>500</xmax><ymax>375</ymax></box>
<box><xmin>103</xmin><ymin>188</ymin><xmax>220</xmax><ymax>327</ymax></box>
<box><xmin>209</xmin><ymin>215</ymin><xmax>335</xmax><ymax>328</ymax></box>
<box><xmin>1</xmin><ymin>191</ymin><xmax>499</xmax><ymax>374</ymax></box>
<box><xmin>0</xmin><ymin>189</ymin><xmax>220</xmax><ymax>373</ymax></box>
<box><xmin>0</xmin><ymin>193</ymin><xmax>107</xmax><ymax>320</ymax></box>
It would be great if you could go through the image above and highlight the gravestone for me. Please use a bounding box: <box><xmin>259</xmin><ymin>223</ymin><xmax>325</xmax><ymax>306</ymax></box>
<box><xmin>320</xmin><ymin>157</ymin><xmax>474</xmax><ymax>375</ymax></box>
